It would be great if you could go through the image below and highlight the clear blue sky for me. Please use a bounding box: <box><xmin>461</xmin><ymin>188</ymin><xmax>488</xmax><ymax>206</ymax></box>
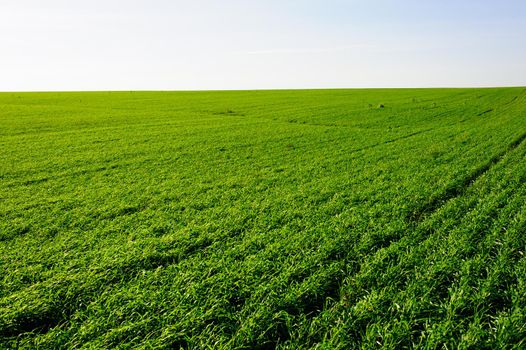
<box><xmin>1</xmin><ymin>0</ymin><xmax>525</xmax><ymax>91</ymax></box>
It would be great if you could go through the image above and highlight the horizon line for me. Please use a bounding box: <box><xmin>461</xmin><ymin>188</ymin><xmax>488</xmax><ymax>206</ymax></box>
<box><xmin>1</xmin><ymin>85</ymin><xmax>525</xmax><ymax>93</ymax></box>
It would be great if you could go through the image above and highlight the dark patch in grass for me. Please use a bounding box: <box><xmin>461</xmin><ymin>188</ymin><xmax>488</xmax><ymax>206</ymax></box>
<box><xmin>383</xmin><ymin>128</ymin><xmax>433</xmax><ymax>145</ymax></box>
<box><xmin>213</xmin><ymin>109</ymin><xmax>245</xmax><ymax>116</ymax></box>
<box><xmin>504</xmin><ymin>96</ymin><xmax>519</xmax><ymax>106</ymax></box>
<box><xmin>151</xmin><ymin>224</ymin><xmax>170</xmax><ymax>237</ymax></box>
<box><xmin>0</xmin><ymin>224</ymin><xmax>31</xmax><ymax>242</ymax></box>
<box><xmin>104</xmin><ymin>207</ymin><xmax>137</xmax><ymax>220</ymax></box>
<box><xmin>168</xmin><ymin>338</ymin><xmax>189</xmax><ymax>349</ymax></box>
<box><xmin>117</xmin><ymin>205</ymin><xmax>141</xmax><ymax>216</ymax></box>
<box><xmin>72</xmin><ymin>164</ymin><xmax>119</xmax><ymax>177</ymax></box>
<box><xmin>92</xmin><ymin>138</ymin><xmax>120</xmax><ymax>144</ymax></box>
<box><xmin>17</xmin><ymin>223</ymin><xmax>31</xmax><ymax>235</ymax></box>
<box><xmin>92</xmin><ymin>202</ymin><xmax>147</xmax><ymax>221</ymax></box>
<box><xmin>344</xmin><ymin>128</ymin><xmax>434</xmax><ymax>156</ymax></box>
<box><xmin>21</xmin><ymin>177</ymin><xmax>49</xmax><ymax>186</ymax></box>
<box><xmin>477</xmin><ymin>108</ymin><xmax>494</xmax><ymax>116</ymax></box>
<box><xmin>298</xmin><ymin>279</ymin><xmax>341</xmax><ymax>316</ymax></box>
<box><xmin>0</xmin><ymin>312</ymin><xmax>57</xmax><ymax>338</ymax></box>
<box><xmin>9</xmin><ymin>165</ymin><xmax>120</xmax><ymax>188</ymax></box>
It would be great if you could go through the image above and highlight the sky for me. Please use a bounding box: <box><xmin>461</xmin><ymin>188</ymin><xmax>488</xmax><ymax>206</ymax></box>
<box><xmin>1</xmin><ymin>0</ymin><xmax>526</xmax><ymax>91</ymax></box>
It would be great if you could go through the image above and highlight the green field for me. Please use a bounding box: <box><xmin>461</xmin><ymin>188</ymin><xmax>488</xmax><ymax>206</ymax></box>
<box><xmin>1</xmin><ymin>88</ymin><xmax>526</xmax><ymax>349</ymax></box>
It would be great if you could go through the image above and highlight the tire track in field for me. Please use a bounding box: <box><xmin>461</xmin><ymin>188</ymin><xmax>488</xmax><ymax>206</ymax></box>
<box><xmin>311</xmin><ymin>127</ymin><xmax>435</xmax><ymax>154</ymax></box>
<box><xmin>241</xmin><ymin>89</ymin><xmax>526</xmax><ymax>349</ymax></box>
<box><xmin>503</xmin><ymin>88</ymin><xmax>526</xmax><ymax>107</ymax></box>
<box><xmin>247</xmin><ymin>130</ymin><xmax>526</xmax><ymax>349</ymax></box>
<box><xmin>3</xmin><ymin>164</ymin><xmax>121</xmax><ymax>189</ymax></box>
<box><xmin>300</xmin><ymin>150</ymin><xmax>526</xmax><ymax>349</ymax></box>
<box><xmin>273</xmin><ymin>130</ymin><xmax>526</xmax><ymax>349</ymax></box>
<box><xmin>407</xmin><ymin>131</ymin><xmax>526</xmax><ymax>223</ymax></box>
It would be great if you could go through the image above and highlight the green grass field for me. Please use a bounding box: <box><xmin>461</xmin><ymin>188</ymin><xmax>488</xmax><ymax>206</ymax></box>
<box><xmin>1</xmin><ymin>88</ymin><xmax>526</xmax><ymax>349</ymax></box>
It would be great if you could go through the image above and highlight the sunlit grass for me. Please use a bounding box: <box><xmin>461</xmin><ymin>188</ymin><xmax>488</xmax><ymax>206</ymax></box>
<box><xmin>1</xmin><ymin>88</ymin><xmax>525</xmax><ymax>348</ymax></box>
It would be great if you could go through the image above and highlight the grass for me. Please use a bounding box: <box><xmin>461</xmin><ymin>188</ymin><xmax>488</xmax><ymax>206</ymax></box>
<box><xmin>1</xmin><ymin>88</ymin><xmax>525</xmax><ymax>349</ymax></box>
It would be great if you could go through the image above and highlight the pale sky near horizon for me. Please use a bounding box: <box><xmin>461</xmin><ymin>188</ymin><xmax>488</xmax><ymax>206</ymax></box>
<box><xmin>1</xmin><ymin>0</ymin><xmax>526</xmax><ymax>91</ymax></box>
